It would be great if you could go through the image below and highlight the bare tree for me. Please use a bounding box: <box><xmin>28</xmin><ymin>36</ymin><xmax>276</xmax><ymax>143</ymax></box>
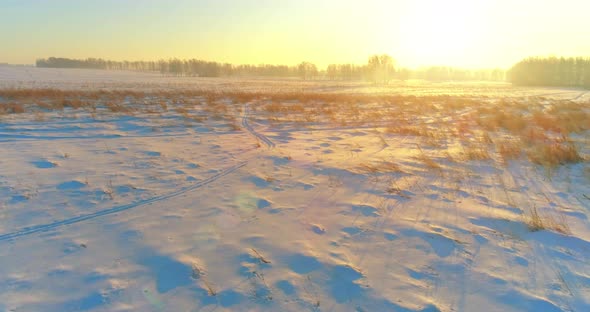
<box><xmin>367</xmin><ymin>54</ymin><xmax>395</xmax><ymax>84</ymax></box>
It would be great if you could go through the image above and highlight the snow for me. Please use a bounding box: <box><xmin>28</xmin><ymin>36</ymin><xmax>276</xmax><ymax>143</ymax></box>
<box><xmin>2</xmin><ymin>65</ymin><xmax>589</xmax><ymax>99</ymax></box>
<box><xmin>0</xmin><ymin>67</ymin><xmax>589</xmax><ymax>311</ymax></box>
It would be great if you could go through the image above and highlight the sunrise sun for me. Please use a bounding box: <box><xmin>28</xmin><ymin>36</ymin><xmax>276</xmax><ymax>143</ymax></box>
<box><xmin>392</xmin><ymin>0</ymin><xmax>490</xmax><ymax>66</ymax></box>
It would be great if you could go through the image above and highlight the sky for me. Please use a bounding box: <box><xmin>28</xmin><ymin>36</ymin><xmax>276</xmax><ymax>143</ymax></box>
<box><xmin>1</xmin><ymin>0</ymin><xmax>589</xmax><ymax>69</ymax></box>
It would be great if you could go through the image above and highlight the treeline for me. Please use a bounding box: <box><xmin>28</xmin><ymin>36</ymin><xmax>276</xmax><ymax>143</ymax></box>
<box><xmin>35</xmin><ymin>57</ymin><xmax>298</xmax><ymax>78</ymax></box>
<box><xmin>36</xmin><ymin>56</ymin><xmax>505</xmax><ymax>82</ymax></box>
<box><xmin>401</xmin><ymin>67</ymin><xmax>505</xmax><ymax>82</ymax></box>
<box><xmin>508</xmin><ymin>56</ymin><xmax>590</xmax><ymax>88</ymax></box>
<box><xmin>326</xmin><ymin>64</ymin><xmax>505</xmax><ymax>82</ymax></box>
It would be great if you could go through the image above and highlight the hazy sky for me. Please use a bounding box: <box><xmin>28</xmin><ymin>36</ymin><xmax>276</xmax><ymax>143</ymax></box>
<box><xmin>1</xmin><ymin>0</ymin><xmax>589</xmax><ymax>68</ymax></box>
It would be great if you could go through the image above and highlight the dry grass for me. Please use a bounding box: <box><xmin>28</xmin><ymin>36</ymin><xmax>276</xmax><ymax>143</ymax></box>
<box><xmin>386</xmin><ymin>123</ymin><xmax>446</xmax><ymax>149</ymax></box>
<box><xmin>419</xmin><ymin>155</ymin><xmax>441</xmax><ymax>170</ymax></box>
<box><xmin>0</xmin><ymin>102</ymin><xmax>26</xmax><ymax>114</ymax></box>
<box><xmin>527</xmin><ymin>205</ymin><xmax>545</xmax><ymax>232</ymax></box>
<box><xmin>103</xmin><ymin>180</ymin><xmax>115</xmax><ymax>200</ymax></box>
<box><xmin>544</xmin><ymin>103</ymin><xmax>590</xmax><ymax>135</ymax></box>
<box><xmin>250</xmin><ymin>248</ymin><xmax>271</xmax><ymax>264</ymax></box>
<box><xmin>416</xmin><ymin>147</ymin><xmax>441</xmax><ymax>171</ymax></box>
<box><xmin>175</xmin><ymin>107</ymin><xmax>191</xmax><ymax>119</ymax></box>
<box><xmin>159</xmin><ymin>100</ymin><xmax>168</xmax><ymax>111</ymax></box>
<box><xmin>355</xmin><ymin>160</ymin><xmax>402</xmax><ymax>174</ymax></box>
<box><xmin>527</xmin><ymin>140</ymin><xmax>584</xmax><ymax>167</ymax></box>
<box><xmin>385</xmin><ymin>125</ymin><xmax>424</xmax><ymax>136</ymax></box>
<box><xmin>105</xmin><ymin>101</ymin><xmax>131</xmax><ymax>113</ymax></box>
<box><xmin>464</xmin><ymin>146</ymin><xmax>491</xmax><ymax>161</ymax></box>
<box><xmin>229</xmin><ymin>122</ymin><xmax>241</xmax><ymax>131</ymax></box>
<box><xmin>500</xmin><ymin>112</ymin><xmax>528</xmax><ymax>133</ymax></box>
<box><xmin>496</xmin><ymin>139</ymin><xmax>523</xmax><ymax>164</ymax></box>
<box><xmin>526</xmin><ymin>205</ymin><xmax>570</xmax><ymax>234</ymax></box>
<box><xmin>191</xmin><ymin>263</ymin><xmax>217</xmax><ymax>296</ymax></box>
<box><xmin>0</xmin><ymin>88</ymin><xmax>587</xmax><ymax>173</ymax></box>
<box><xmin>520</xmin><ymin>127</ymin><xmax>549</xmax><ymax>143</ymax></box>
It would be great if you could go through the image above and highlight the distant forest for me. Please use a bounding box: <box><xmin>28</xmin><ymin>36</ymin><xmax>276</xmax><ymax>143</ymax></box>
<box><xmin>36</xmin><ymin>56</ymin><xmax>590</xmax><ymax>88</ymax></box>
<box><xmin>36</xmin><ymin>56</ymin><xmax>505</xmax><ymax>83</ymax></box>
<box><xmin>508</xmin><ymin>57</ymin><xmax>590</xmax><ymax>88</ymax></box>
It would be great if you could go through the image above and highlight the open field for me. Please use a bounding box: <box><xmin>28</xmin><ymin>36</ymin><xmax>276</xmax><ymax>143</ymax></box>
<box><xmin>0</xmin><ymin>67</ymin><xmax>589</xmax><ymax>311</ymax></box>
<box><xmin>2</xmin><ymin>66</ymin><xmax>590</xmax><ymax>99</ymax></box>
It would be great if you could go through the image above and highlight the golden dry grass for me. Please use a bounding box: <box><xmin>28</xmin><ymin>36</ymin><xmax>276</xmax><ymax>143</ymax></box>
<box><xmin>527</xmin><ymin>141</ymin><xmax>584</xmax><ymax>167</ymax></box>
<box><xmin>495</xmin><ymin>138</ymin><xmax>523</xmax><ymax>164</ymax></box>
<box><xmin>355</xmin><ymin>161</ymin><xmax>402</xmax><ymax>174</ymax></box>
<box><xmin>0</xmin><ymin>88</ymin><xmax>587</xmax><ymax>173</ymax></box>
<box><xmin>0</xmin><ymin>102</ymin><xmax>26</xmax><ymax>114</ymax></box>
<box><xmin>463</xmin><ymin>144</ymin><xmax>492</xmax><ymax>161</ymax></box>
<box><xmin>526</xmin><ymin>205</ymin><xmax>571</xmax><ymax>234</ymax></box>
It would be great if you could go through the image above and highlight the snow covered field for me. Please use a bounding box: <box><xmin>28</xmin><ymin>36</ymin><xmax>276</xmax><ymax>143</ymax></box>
<box><xmin>0</xmin><ymin>67</ymin><xmax>589</xmax><ymax>311</ymax></box>
<box><xmin>2</xmin><ymin>65</ymin><xmax>590</xmax><ymax>100</ymax></box>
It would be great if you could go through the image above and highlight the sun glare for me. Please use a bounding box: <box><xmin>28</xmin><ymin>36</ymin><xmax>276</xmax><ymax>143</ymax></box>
<box><xmin>393</xmin><ymin>1</ymin><xmax>490</xmax><ymax>66</ymax></box>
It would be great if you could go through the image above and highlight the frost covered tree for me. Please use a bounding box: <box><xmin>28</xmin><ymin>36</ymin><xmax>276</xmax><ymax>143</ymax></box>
<box><xmin>508</xmin><ymin>56</ymin><xmax>590</xmax><ymax>87</ymax></box>
<box><xmin>297</xmin><ymin>62</ymin><xmax>318</xmax><ymax>80</ymax></box>
<box><xmin>367</xmin><ymin>54</ymin><xmax>395</xmax><ymax>84</ymax></box>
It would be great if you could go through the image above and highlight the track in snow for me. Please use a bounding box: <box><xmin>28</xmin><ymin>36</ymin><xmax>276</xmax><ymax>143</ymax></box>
<box><xmin>0</xmin><ymin>161</ymin><xmax>247</xmax><ymax>242</ymax></box>
<box><xmin>242</xmin><ymin>104</ymin><xmax>275</xmax><ymax>148</ymax></box>
<box><xmin>572</xmin><ymin>91</ymin><xmax>588</xmax><ymax>101</ymax></box>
